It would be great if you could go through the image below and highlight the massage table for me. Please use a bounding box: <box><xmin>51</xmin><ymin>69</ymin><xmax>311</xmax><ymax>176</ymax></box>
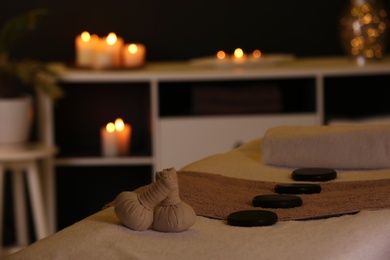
<box><xmin>6</xmin><ymin>125</ymin><xmax>390</xmax><ymax>260</ymax></box>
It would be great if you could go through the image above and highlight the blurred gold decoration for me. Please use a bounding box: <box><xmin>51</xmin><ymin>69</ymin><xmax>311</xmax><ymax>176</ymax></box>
<box><xmin>340</xmin><ymin>0</ymin><xmax>389</xmax><ymax>65</ymax></box>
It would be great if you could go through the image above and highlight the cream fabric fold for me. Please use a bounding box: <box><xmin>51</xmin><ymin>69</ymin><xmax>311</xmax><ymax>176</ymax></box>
<box><xmin>262</xmin><ymin>125</ymin><xmax>390</xmax><ymax>169</ymax></box>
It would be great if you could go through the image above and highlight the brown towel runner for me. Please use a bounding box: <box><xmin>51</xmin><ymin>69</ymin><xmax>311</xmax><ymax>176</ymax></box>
<box><xmin>135</xmin><ymin>171</ymin><xmax>390</xmax><ymax>221</ymax></box>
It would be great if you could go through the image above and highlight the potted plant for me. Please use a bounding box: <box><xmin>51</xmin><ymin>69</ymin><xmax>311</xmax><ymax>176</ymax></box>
<box><xmin>0</xmin><ymin>9</ymin><xmax>63</xmax><ymax>145</ymax></box>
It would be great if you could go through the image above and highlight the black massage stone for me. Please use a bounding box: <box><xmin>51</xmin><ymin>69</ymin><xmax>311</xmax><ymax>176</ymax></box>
<box><xmin>291</xmin><ymin>168</ymin><xmax>337</xmax><ymax>182</ymax></box>
<box><xmin>274</xmin><ymin>183</ymin><xmax>322</xmax><ymax>194</ymax></box>
<box><xmin>227</xmin><ymin>210</ymin><xmax>278</xmax><ymax>227</ymax></box>
<box><xmin>252</xmin><ymin>194</ymin><xmax>303</xmax><ymax>208</ymax></box>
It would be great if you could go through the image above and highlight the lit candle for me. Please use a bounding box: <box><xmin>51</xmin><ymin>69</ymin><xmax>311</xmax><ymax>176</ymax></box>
<box><xmin>215</xmin><ymin>50</ymin><xmax>230</xmax><ymax>65</ymax></box>
<box><xmin>114</xmin><ymin>118</ymin><xmax>132</xmax><ymax>155</ymax></box>
<box><xmin>101</xmin><ymin>122</ymin><xmax>119</xmax><ymax>156</ymax></box>
<box><xmin>100</xmin><ymin>118</ymin><xmax>132</xmax><ymax>156</ymax></box>
<box><xmin>92</xmin><ymin>37</ymin><xmax>114</xmax><ymax>69</ymax></box>
<box><xmin>75</xmin><ymin>31</ymin><xmax>98</xmax><ymax>67</ymax></box>
<box><xmin>122</xmin><ymin>43</ymin><xmax>146</xmax><ymax>68</ymax></box>
<box><xmin>252</xmin><ymin>49</ymin><xmax>262</xmax><ymax>59</ymax></box>
<box><xmin>216</xmin><ymin>50</ymin><xmax>227</xmax><ymax>60</ymax></box>
<box><xmin>106</xmin><ymin>32</ymin><xmax>124</xmax><ymax>68</ymax></box>
<box><xmin>249</xmin><ymin>49</ymin><xmax>262</xmax><ymax>63</ymax></box>
<box><xmin>92</xmin><ymin>32</ymin><xmax>124</xmax><ymax>69</ymax></box>
<box><xmin>232</xmin><ymin>47</ymin><xmax>247</xmax><ymax>64</ymax></box>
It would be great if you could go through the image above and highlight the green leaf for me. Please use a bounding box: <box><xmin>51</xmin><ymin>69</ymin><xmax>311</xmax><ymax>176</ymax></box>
<box><xmin>0</xmin><ymin>9</ymin><xmax>48</xmax><ymax>55</ymax></box>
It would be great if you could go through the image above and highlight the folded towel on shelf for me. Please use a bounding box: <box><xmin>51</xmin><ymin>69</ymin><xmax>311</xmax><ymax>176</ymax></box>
<box><xmin>262</xmin><ymin>125</ymin><xmax>390</xmax><ymax>169</ymax></box>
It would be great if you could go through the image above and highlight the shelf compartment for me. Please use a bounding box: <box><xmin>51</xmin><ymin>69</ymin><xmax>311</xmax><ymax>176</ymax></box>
<box><xmin>54</xmin><ymin>82</ymin><xmax>152</xmax><ymax>157</ymax></box>
<box><xmin>324</xmin><ymin>75</ymin><xmax>390</xmax><ymax>122</ymax></box>
<box><xmin>159</xmin><ymin>78</ymin><xmax>316</xmax><ymax>117</ymax></box>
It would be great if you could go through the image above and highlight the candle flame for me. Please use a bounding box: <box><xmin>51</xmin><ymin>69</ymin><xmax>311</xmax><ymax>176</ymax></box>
<box><xmin>216</xmin><ymin>50</ymin><xmax>226</xmax><ymax>60</ymax></box>
<box><xmin>252</xmin><ymin>49</ymin><xmax>262</xmax><ymax>58</ymax></box>
<box><xmin>234</xmin><ymin>48</ymin><xmax>244</xmax><ymax>58</ymax></box>
<box><xmin>91</xmin><ymin>34</ymin><xmax>99</xmax><ymax>41</ymax></box>
<box><xmin>106</xmin><ymin>32</ymin><xmax>117</xmax><ymax>45</ymax></box>
<box><xmin>115</xmin><ymin>118</ymin><xmax>125</xmax><ymax>131</ymax></box>
<box><xmin>128</xmin><ymin>44</ymin><xmax>138</xmax><ymax>54</ymax></box>
<box><xmin>106</xmin><ymin>122</ymin><xmax>116</xmax><ymax>133</ymax></box>
<box><xmin>81</xmin><ymin>31</ymin><xmax>91</xmax><ymax>42</ymax></box>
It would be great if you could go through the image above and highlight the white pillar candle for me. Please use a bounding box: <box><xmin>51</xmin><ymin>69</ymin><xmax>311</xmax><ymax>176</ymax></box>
<box><xmin>114</xmin><ymin>118</ymin><xmax>132</xmax><ymax>155</ymax></box>
<box><xmin>92</xmin><ymin>37</ymin><xmax>114</xmax><ymax>69</ymax></box>
<box><xmin>106</xmin><ymin>32</ymin><xmax>124</xmax><ymax>68</ymax></box>
<box><xmin>114</xmin><ymin>38</ymin><xmax>124</xmax><ymax>68</ymax></box>
<box><xmin>92</xmin><ymin>32</ymin><xmax>123</xmax><ymax>69</ymax></box>
<box><xmin>122</xmin><ymin>43</ymin><xmax>146</xmax><ymax>68</ymax></box>
<box><xmin>75</xmin><ymin>31</ymin><xmax>98</xmax><ymax>67</ymax></box>
<box><xmin>101</xmin><ymin>122</ymin><xmax>119</xmax><ymax>156</ymax></box>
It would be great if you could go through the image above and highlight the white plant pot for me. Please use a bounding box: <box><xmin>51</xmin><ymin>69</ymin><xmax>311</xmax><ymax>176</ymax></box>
<box><xmin>0</xmin><ymin>95</ymin><xmax>33</xmax><ymax>146</ymax></box>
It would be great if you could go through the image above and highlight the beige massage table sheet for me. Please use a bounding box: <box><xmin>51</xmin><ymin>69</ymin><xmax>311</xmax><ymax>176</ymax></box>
<box><xmin>7</xmin><ymin>138</ymin><xmax>390</xmax><ymax>260</ymax></box>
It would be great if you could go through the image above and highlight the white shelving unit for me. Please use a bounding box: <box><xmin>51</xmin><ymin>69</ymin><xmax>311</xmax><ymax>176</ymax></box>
<box><xmin>52</xmin><ymin>56</ymin><xmax>390</xmax><ymax>174</ymax></box>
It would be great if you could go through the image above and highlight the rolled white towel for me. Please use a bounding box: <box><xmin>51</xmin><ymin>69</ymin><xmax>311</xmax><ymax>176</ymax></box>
<box><xmin>262</xmin><ymin>125</ymin><xmax>390</xmax><ymax>169</ymax></box>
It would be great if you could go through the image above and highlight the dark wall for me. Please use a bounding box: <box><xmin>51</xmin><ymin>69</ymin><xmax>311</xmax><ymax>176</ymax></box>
<box><xmin>3</xmin><ymin>0</ymin><xmax>386</xmax><ymax>63</ymax></box>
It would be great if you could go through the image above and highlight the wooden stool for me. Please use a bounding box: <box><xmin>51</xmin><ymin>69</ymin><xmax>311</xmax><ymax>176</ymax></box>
<box><xmin>0</xmin><ymin>144</ymin><xmax>56</xmax><ymax>248</ymax></box>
